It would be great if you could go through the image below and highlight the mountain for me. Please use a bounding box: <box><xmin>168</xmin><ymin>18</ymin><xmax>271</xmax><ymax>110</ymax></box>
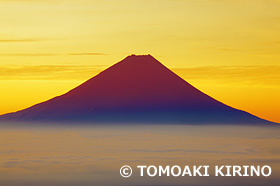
<box><xmin>0</xmin><ymin>54</ymin><xmax>276</xmax><ymax>125</ymax></box>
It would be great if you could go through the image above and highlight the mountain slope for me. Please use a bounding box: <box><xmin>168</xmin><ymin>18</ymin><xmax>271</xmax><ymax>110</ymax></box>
<box><xmin>0</xmin><ymin>55</ymin><xmax>275</xmax><ymax>125</ymax></box>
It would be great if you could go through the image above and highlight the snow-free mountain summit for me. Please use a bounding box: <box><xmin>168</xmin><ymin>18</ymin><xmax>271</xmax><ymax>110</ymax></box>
<box><xmin>0</xmin><ymin>55</ymin><xmax>275</xmax><ymax>125</ymax></box>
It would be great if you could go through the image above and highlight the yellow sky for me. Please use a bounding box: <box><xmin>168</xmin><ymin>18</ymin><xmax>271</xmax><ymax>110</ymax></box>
<box><xmin>0</xmin><ymin>0</ymin><xmax>279</xmax><ymax>123</ymax></box>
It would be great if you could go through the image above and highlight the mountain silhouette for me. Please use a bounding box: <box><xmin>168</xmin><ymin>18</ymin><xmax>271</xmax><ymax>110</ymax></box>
<box><xmin>0</xmin><ymin>54</ymin><xmax>276</xmax><ymax>125</ymax></box>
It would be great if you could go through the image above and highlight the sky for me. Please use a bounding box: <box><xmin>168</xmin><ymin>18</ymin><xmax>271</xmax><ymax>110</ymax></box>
<box><xmin>0</xmin><ymin>0</ymin><xmax>279</xmax><ymax>123</ymax></box>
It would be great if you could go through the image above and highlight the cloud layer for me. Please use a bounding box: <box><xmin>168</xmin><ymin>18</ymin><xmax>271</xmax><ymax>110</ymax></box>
<box><xmin>0</xmin><ymin>65</ymin><xmax>279</xmax><ymax>87</ymax></box>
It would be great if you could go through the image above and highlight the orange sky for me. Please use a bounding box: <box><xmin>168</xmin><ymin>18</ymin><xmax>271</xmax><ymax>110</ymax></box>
<box><xmin>0</xmin><ymin>0</ymin><xmax>279</xmax><ymax>123</ymax></box>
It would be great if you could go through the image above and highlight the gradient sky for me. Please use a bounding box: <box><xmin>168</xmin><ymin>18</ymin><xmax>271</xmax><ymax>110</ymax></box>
<box><xmin>0</xmin><ymin>0</ymin><xmax>279</xmax><ymax>123</ymax></box>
